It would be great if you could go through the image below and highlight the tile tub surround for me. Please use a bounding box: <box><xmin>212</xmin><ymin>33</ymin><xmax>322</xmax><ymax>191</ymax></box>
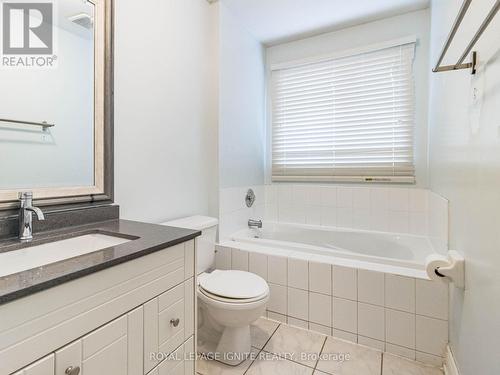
<box><xmin>215</xmin><ymin>245</ymin><xmax>449</xmax><ymax>366</ymax></box>
<box><xmin>219</xmin><ymin>184</ymin><xmax>449</xmax><ymax>253</ymax></box>
<box><xmin>197</xmin><ymin>317</ymin><xmax>443</xmax><ymax>375</ymax></box>
<box><xmin>219</xmin><ymin>186</ymin><xmax>266</xmax><ymax>238</ymax></box>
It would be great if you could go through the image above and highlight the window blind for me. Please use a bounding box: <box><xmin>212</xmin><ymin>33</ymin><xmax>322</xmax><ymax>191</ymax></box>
<box><xmin>271</xmin><ymin>42</ymin><xmax>416</xmax><ymax>183</ymax></box>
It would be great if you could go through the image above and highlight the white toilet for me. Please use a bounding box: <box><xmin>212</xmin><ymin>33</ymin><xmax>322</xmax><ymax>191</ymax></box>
<box><xmin>162</xmin><ymin>216</ymin><xmax>269</xmax><ymax>365</ymax></box>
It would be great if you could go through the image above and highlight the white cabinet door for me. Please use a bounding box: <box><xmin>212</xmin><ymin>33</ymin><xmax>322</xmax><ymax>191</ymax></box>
<box><xmin>155</xmin><ymin>336</ymin><xmax>194</xmax><ymax>375</ymax></box>
<box><xmin>144</xmin><ymin>280</ymin><xmax>195</xmax><ymax>374</ymax></box>
<box><xmin>55</xmin><ymin>307</ymin><xmax>143</xmax><ymax>375</ymax></box>
<box><xmin>12</xmin><ymin>354</ymin><xmax>54</xmax><ymax>375</ymax></box>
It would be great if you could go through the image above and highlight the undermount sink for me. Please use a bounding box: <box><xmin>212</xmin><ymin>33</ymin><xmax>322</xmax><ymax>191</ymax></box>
<box><xmin>0</xmin><ymin>233</ymin><xmax>131</xmax><ymax>278</ymax></box>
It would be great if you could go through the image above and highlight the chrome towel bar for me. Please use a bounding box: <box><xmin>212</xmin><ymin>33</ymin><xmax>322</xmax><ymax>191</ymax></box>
<box><xmin>433</xmin><ymin>0</ymin><xmax>500</xmax><ymax>75</ymax></box>
<box><xmin>0</xmin><ymin>118</ymin><xmax>55</xmax><ymax>129</ymax></box>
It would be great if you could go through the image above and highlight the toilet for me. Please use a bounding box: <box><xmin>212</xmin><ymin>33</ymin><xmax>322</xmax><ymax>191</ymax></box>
<box><xmin>162</xmin><ymin>216</ymin><xmax>269</xmax><ymax>366</ymax></box>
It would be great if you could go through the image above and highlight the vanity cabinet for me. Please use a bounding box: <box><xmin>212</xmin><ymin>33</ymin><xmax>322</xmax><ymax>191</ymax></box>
<box><xmin>2</xmin><ymin>240</ymin><xmax>197</xmax><ymax>375</ymax></box>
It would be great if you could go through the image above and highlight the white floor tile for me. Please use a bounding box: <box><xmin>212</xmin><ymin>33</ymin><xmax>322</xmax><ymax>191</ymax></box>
<box><xmin>246</xmin><ymin>354</ymin><xmax>313</xmax><ymax>375</ymax></box>
<box><xmin>263</xmin><ymin>324</ymin><xmax>325</xmax><ymax>368</ymax></box>
<box><xmin>317</xmin><ymin>337</ymin><xmax>381</xmax><ymax>375</ymax></box>
<box><xmin>197</xmin><ymin>347</ymin><xmax>258</xmax><ymax>375</ymax></box>
<box><xmin>250</xmin><ymin>318</ymin><xmax>279</xmax><ymax>350</ymax></box>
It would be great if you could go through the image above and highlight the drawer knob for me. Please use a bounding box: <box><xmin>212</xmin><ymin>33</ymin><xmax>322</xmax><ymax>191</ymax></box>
<box><xmin>65</xmin><ymin>366</ymin><xmax>81</xmax><ymax>375</ymax></box>
<box><xmin>170</xmin><ymin>318</ymin><xmax>180</xmax><ymax>327</ymax></box>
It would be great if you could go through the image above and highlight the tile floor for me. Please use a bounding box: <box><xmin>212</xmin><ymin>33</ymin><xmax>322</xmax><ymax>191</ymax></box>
<box><xmin>197</xmin><ymin>318</ymin><xmax>443</xmax><ymax>375</ymax></box>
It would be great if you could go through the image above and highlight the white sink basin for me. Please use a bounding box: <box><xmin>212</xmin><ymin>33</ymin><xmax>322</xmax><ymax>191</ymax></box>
<box><xmin>0</xmin><ymin>233</ymin><xmax>131</xmax><ymax>278</ymax></box>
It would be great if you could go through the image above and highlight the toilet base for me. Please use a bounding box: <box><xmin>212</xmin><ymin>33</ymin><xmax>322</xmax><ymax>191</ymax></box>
<box><xmin>215</xmin><ymin>325</ymin><xmax>251</xmax><ymax>366</ymax></box>
<box><xmin>197</xmin><ymin>306</ymin><xmax>253</xmax><ymax>366</ymax></box>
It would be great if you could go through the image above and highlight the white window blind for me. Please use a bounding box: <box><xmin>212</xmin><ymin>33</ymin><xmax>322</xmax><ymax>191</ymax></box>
<box><xmin>271</xmin><ymin>42</ymin><xmax>416</xmax><ymax>183</ymax></box>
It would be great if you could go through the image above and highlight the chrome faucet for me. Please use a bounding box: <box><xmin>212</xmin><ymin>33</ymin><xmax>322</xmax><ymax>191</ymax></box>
<box><xmin>18</xmin><ymin>191</ymin><xmax>45</xmax><ymax>241</ymax></box>
<box><xmin>248</xmin><ymin>219</ymin><xmax>262</xmax><ymax>229</ymax></box>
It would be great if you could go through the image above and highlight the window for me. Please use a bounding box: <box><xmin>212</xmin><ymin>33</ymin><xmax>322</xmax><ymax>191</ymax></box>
<box><xmin>271</xmin><ymin>41</ymin><xmax>416</xmax><ymax>183</ymax></box>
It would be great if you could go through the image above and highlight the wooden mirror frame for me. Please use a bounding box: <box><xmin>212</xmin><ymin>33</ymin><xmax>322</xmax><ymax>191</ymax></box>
<box><xmin>0</xmin><ymin>0</ymin><xmax>113</xmax><ymax>211</ymax></box>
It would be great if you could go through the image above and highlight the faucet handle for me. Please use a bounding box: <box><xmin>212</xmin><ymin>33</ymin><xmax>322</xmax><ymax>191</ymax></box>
<box><xmin>18</xmin><ymin>191</ymin><xmax>33</xmax><ymax>200</ymax></box>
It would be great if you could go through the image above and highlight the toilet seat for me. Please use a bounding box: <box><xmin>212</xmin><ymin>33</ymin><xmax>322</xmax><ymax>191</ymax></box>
<box><xmin>198</xmin><ymin>287</ymin><xmax>268</xmax><ymax>304</ymax></box>
<box><xmin>198</xmin><ymin>270</ymin><xmax>269</xmax><ymax>304</ymax></box>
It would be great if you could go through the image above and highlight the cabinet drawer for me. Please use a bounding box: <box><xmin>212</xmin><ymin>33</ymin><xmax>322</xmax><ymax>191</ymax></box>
<box><xmin>144</xmin><ymin>279</ymin><xmax>194</xmax><ymax>374</ymax></box>
<box><xmin>12</xmin><ymin>354</ymin><xmax>54</xmax><ymax>375</ymax></box>
<box><xmin>55</xmin><ymin>307</ymin><xmax>143</xmax><ymax>375</ymax></box>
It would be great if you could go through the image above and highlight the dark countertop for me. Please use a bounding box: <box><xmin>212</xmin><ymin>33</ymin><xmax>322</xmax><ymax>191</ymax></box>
<box><xmin>0</xmin><ymin>219</ymin><xmax>200</xmax><ymax>305</ymax></box>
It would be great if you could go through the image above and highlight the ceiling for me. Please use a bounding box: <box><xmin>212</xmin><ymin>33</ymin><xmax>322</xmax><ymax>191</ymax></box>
<box><xmin>220</xmin><ymin>0</ymin><xmax>430</xmax><ymax>45</ymax></box>
<box><xmin>56</xmin><ymin>0</ymin><xmax>94</xmax><ymax>39</ymax></box>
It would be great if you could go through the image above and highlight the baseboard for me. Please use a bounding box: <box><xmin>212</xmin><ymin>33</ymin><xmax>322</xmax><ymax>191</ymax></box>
<box><xmin>443</xmin><ymin>345</ymin><xmax>460</xmax><ymax>375</ymax></box>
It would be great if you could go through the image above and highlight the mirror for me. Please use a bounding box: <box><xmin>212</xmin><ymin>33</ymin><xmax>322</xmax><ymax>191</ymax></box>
<box><xmin>0</xmin><ymin>0</ymin><xmax>111</xmax><ymax>207</ymax></box>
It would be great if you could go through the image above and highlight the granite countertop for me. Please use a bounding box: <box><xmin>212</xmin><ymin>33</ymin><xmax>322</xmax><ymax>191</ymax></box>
<box><xmin>0</xmin><ymin>219</ymin><xmax>200</xmax><ymax>305</ymax></box>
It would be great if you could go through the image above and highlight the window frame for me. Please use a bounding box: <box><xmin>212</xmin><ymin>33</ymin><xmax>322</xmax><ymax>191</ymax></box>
<box><xmin>266</xmin><ymin>36</ymin><xmax>418</xmax><ymax>184</ymax></box>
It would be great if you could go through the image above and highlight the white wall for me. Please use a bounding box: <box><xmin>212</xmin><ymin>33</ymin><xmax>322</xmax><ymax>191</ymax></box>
<box><xmin>428</xmin><ymin>1</ymin><xmax>500</xmax><ymax>374</ymax></box>
<box><xmin>218</xmin><ymin>2</ymin><xmax>266</xmax><ymax>189</ymax></box>
<box><xmin>266</xmin><ymin>9</ymin><xmax>431</xmax><ymax>187</ymax></box>
<box><xmin>114</xmin><ymin>0</ymin><xmax>218</xmax><ymax>223</ymax></box>
<box><xmin>0</xmin><ymin>25</ymin><xmax>93</xmax><ymax>189</ymax></box>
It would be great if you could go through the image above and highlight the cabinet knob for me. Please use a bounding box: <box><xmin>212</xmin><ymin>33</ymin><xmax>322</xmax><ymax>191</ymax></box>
<box><xmin>65</xmin><ymin>366</ymin><xmax>81</xmax><ymax>375</ymax></box>
<box><xmin>170</xmin><ymin>318</ymin><xmax>180</xmax><ymax>327</ymax></box>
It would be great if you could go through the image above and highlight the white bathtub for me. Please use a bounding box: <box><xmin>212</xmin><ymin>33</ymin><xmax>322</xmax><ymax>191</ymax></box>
<box><xmin>218</xmin><ymin>221</ymin><xmax>447</xmax><ymax>360</ymax></box>
<box><xmin>230</xmin><ymin>222</ymin><xmax>436</xmax><ymax>277</ymax></box>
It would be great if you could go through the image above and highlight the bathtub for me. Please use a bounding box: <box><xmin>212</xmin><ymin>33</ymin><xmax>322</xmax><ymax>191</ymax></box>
<box><xmin>218</xmin><ymin>221</ymin><xmax>447</xmax><ymax>362</ymax></box>
<box><xmin>229</xmin><ymin>222</ymin><xmax>436</xmax><ymax>278</ymax></box>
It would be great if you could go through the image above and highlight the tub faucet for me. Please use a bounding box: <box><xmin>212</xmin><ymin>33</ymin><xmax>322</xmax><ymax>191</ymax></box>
<box><xmin>18</xmin><ymin>191</ymin><xmax>45</xmax><ymax>242</ymax></box>
<box><xmin>248</xmin><ymin>219</ymin><xmax>262</xmax><ymax>229</ymax></box>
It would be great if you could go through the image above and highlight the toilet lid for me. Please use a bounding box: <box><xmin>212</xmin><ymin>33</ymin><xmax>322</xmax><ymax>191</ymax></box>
<box><xmin>199</xmin><ymin>270</ymin><xmax>268</xmax><ymax>299</ymax></box>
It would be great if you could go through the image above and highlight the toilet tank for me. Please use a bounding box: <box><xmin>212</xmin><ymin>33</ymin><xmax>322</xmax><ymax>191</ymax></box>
<box><xmin>161</xmin><ymin>215</ymin><xmax>218</xmax><ymax>274</ymax></box>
